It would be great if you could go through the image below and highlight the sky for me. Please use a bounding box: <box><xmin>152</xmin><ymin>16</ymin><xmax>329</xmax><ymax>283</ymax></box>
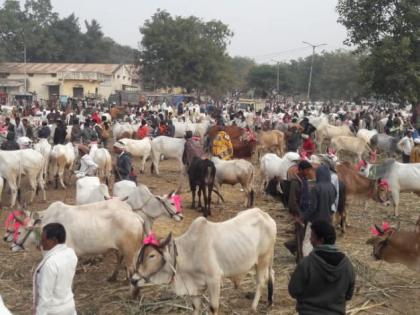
<box><xmin>45</xmin><ymin>0</ymin><xmax>349</xmax><ymax>63</ymax></box>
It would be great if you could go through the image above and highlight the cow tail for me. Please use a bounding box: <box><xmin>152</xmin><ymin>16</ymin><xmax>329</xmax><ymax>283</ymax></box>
<box><xmin>248</xmin><ymin>166</ymin><xmax>255</xmax><ymax>207</ymax></box>
<box><xmin>17</xmin><ymin>158</ymin><xmax>23</xmax><ymax>204</ymax></box>
<box><xmin>150</xmin><ymin>148</ymin><xmax>155</xmax><ymax>174</ymax></box>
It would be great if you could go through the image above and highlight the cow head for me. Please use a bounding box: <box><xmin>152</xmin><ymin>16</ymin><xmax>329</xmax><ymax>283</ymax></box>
<box><xmin>3</xmin><ymin>210</ymin><xmax>31</xmax><ymax>243</ymax></box>
<box><xmin>373</xmin><ymin>178</ymin><xmax>392</xmax><ymax>207</ymax></box>
<box><xmin>367</xmin><ymin>219</ymin><xmax>420</xmax><ymax>270</ymax></box>
<box><xmin>130</xmin><ymin>233</ymin><xmax>176</xmax><ymax>288</ymax></box>
<box><xmin>10</xmin><ymin>213</ymin><xmax>42</xmax><ymax>252</ymax></box>
<box><xmin>156</xmin><ymin>190</ymin><xmax>184</xmax><ymax>222</ymax></box>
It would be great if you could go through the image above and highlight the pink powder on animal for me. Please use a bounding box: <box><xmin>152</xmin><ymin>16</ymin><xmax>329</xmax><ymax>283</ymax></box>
<box><xmin>143</xmin><ymin>232</ymin><xmax>159</xmax><ymax>246</ymax></box>
<box><xmin>4</xmin><ymin>210</ymin><xmax>29</xmax><ymax>242</ymax></box>
<box><xmin>171</xmin><ymin>195</ymin><xmax>182</xmax><ymax>213</ymax></box>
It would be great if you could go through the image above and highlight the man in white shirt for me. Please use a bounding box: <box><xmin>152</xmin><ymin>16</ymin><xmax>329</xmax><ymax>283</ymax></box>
<box><xmin>75</xmin><ymin>145</ymin><xmax>98</xmax><ymax>178</ymax></box>
<box><xmin>398</xmin><ymin>130</ymin><xmax>414</xmax><ymax>163</ymax></box>
<box><xmin>33</xmin><ymin>223</ymin><xmax>78</xmax><ymax>315</ymax></box>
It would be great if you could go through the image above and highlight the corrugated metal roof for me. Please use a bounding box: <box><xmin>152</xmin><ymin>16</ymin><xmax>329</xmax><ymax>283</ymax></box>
<box><xmin>0</xmin><ymin>63</ymin><xmax>131</xmax><ymax>75</ymax></box>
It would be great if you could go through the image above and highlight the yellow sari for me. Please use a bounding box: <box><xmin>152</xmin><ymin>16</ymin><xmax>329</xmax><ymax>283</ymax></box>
<box><xmin>212</xmin><ymin>131</ymin><xmax>233</xmax><ymax>160</ymax></box>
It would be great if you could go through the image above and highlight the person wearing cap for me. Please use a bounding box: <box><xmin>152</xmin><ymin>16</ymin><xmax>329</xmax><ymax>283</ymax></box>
<box><xmin>182</xmin><ymin>130</ymin><xmax>205</xmax><ymax>171</ymax></box>
<box><xmin>113</xmin><ymin>141</ymin><xmax>133</xmax><ymax>181</ymax></box>
<box><xmin>410</xmin><ymin>137</ymin><xmax>420</xmax><ymax>163</ymax></box>
<box><xmin>75</xmin><ymin>145</ymin><xmax>98</xmax><ymax>178</ymax></box>
<box><xmin>398</xmin><ymin>129</ymin><xmax>414</xmax><ymax>163</ymax></box>
<box><xmin>1</xmin><ymin>131</ymin><xmax>20</xmax><ymax>150</ymax></box>
<box><xmin>37</xmin><ymin>121</ymin><xmax>51</xmax><ymax>139</ymax></box>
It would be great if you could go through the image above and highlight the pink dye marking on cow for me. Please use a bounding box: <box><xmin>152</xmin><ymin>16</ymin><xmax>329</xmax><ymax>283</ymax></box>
<box><xmin>171</xmin><ymin>195</ymin><xmax>182</xmax><ymax>213</ymax></box>
<box><xmin>4</xmin><ymin>210</ymin><xmax>29</xmax><ymax>242</ymax></box>
<box><xmin>143</xmin><ymin>233</ymin><xmax>160</xmax><ymax>246</ymax></box>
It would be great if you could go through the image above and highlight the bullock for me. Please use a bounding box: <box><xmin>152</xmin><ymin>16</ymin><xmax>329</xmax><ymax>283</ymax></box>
<box><xmin>256</xmin><ymin>130</ymin><xmax>285</xmax><ymax>158</ymax></box>
<box><xmin>211</xmin><ymin>156</ymin><xmax>255</xmax><ymax>207</ymax></box>
<box><xmin>89</xmin><ymin>142</ymin><xmax>112</xmax><ymax>184</ymax></box>
<box><xmin>188</xmin><ymin>157</ymin><xmax>216</xmax><ymax>216</ymax></box>
<box><xmin>150</xmin><ymin>136</ymin><xmax>186</xmax><ymax>175</ymax></box>
<box><xmin>330</xmin><ymin>136</ymin><xmax>371</xmax><ymax>161</ymax></box>
<box><xmin>118</xmin><ymin>138</ymin><xmax>152</xmax><ymax>173</ymax></box>
<box><xmin>130</xmin><ymin>208</ymin><xmax>276</xmax><ymax>315</ymax></box>
<box><xmin>49</xmin><ymin>142</ymin><xmax>75</xmax><ymax>189</ymax></box>
<box><xmin>17</xmin><ymin>136</ymin><xmax>33</xmax><ymax>149</ymax></box>
<box><xmin>259</xmin><ymin>152</ymin><xmax>300</xmax><ymax>192</ymax></box>
<box><xmin>76</xmin><ymin>176</ymin><xmax>110</xmax><ymax>205</ymax></box>
<box><xmin>33</xmin><ymin>138</ymin><xmax>51</xmax><ymax>183</ymax></box>
<box><xmin>113</xmin><ymin>122</ymin><xmax>134</xmax><ymax>140</ymax></box>
<box><xmin>112</xmin><ymin>180</ymin><xmax>137</xmax><ymax>199</ymax></box>
<box><xmin>0</xmin><ymin>149</ymin><xmax>46</xmax><ymax>207</ymax></box>
<box><xmin>315</xmin><ymin>123</ymin><xmax>353</xmax><ymax>150</ymax></box>
<box><xmin>13</xmin><ymin>200</ymin><xmax>145</xmax><ymax>283</ymax></box>
<box><xmin>360</xmin><ymin>160</ymin><xmax>420</xmax><ymax>216</ymax></box>
<box><xmin>367</xmin><ymin>218</ymin><xmax>420</xmax><ymax>271</ymax></box>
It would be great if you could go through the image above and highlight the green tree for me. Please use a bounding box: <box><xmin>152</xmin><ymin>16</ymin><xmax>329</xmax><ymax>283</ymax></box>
<box><xmin>139</xmin><ymin>10</ymin><xmax>234</xmax><ymax>96</ymax></box>
<box><xmin>337</xmin><ymin>0</ymin><xmax>420</xmax><ymax>103</ymax></box>
<box><xmin>230</xmin><ymin>56</ymin><xmax>256</xmax><ymax>92</ymax></box>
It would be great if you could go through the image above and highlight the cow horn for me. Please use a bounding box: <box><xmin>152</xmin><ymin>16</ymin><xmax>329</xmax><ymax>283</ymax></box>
<box><xmin>174</xmin><ymin>180</ymin><xmax>184</xmax><ymax>195</ymax></box>
<box><xmin>375</xmin><ymin>224</ymin><xmax>384</xmax><ymax>235</ymax></box>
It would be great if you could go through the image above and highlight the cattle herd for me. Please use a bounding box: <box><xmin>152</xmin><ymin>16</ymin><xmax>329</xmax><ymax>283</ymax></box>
<box><xmin>1</xmin><ymin>100</ymin><xmax>420</xmax><ymax>314</ymax></box>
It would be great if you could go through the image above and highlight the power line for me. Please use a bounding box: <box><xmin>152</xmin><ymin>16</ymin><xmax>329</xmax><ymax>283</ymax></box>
<box><xmin>251</xmin><ymin>46</ymin><xmax>312</xmax><ymax>59</ymax></box>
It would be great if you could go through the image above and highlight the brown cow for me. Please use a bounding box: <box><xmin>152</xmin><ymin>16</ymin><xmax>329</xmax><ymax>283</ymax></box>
<box><xmin>207</xmin><ymin>125</ymin><xmax>256</xmax><ymax>159</ymax></box>
<box><xmin>256</xmin><ymin>130</ymin><xmax>285</xmax><ymax>158</ymax></box>
<box><xmin>367</xmin><ymin>217</ymin><xmax>420</xmax><ymax>271</ymax></box>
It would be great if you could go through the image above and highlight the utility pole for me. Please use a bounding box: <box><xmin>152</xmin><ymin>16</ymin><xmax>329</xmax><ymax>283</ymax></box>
<box><xmin>23</xmin><ymin>43</ymin><xmax>27</xmax><ymax>94</ymax></box>
<box><xmin>271</xmin><ymin>59</ymin><xmax>280</xmax><ymax>94</ymax></box>
<box><xmin>302</xmin><ymin>41</ymin><xmax>326</xmax><ymax>100</ymax></box>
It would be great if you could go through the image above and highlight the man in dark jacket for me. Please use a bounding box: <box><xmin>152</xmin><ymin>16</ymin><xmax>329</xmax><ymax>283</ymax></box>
<box><xmin>53</xmin><ymin>120</ymin><xmax>67</xmax><ymax>145</ymax></box>
<box><xmin>70</xmin><ymin>119</ymin><xmax>82</xmax><ymax>143</ymax></box>
<box><xmin>300</xmin><ymin>165</ymin><xmax>336</xmax><ymax>256</ymax></box>
<box><xmin>289</xmin><ymin>220</ymin><xmax>355</xmax><ymax>315</ymax></box>
<box><xmin>166</xmin><ymin>119</ymin><xmax>175</xmax><ymax>137</ymax></box>
<box><xmin>287</xmin><ymin>126</ymin><xmax>301</xmax><ymax>152</ymax></box>
<box><xmin>1</xmin><ymin>131</ymin><xmax>20</xmax><ymax>150</ymax></box>
<box><xmin>22</xmin><ymin>118</ymin><xmax>34</xmax><ymax>140</ymax></box>
<box><xmin>37</xmin><ymin>121</ymin><xmax>51</xmax><ymax>139</ymax></box>
<box><xmin>113</xmin><ymin>141</ymin><xmax>133</xmax><ymax>181</ymax></box>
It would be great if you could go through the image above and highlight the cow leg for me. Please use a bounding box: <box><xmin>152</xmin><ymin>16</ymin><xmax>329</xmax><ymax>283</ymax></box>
<box><xmin>107</xmin><ymin>252</ymin><xmax>123</xmax><ymax>282</ymax></box>
<box><xmin>207</xmin><ymin>280</ymin><xmax>221</xmax><ymax>315</ymax></box>
<box><xmin>206</xmin><ymin>183</ymin><xmax>213</xmax><ymax>216</ymax></box>
<box><xmin>197</xmin><ymin>187</ymin><xmax>203</xmax><ymax>210</ymax></box>
<box><xmin>214</xmin><ymin>183</ymin><xmax>222</xmax><ymax>204</ymax></box>
<box><xmin>58</xmin><ymin>167</ymin><xmax>66</xmax><ymax>189</ymax></box>
<box><xmin>27</xmin><ymin>174</ymin><xmax>37</xmax><ymax>204</ymax></box>
<box><xmin>191</xmin><ymin>185</ymin><xmax>196</xmax><ymax>209</ymax></box>
<box><xmin>9</xmin><ymin>180</ymin><xmax>18</xmax><ymax>207</ymax></box>
<box><xmin>140</xmin><ymin>155</ymin><xmax>146</xmax><ymax>173</ymax></box>
<box><xmin>392</xmin><ymin>190</ymin><xmax>400</xmax><ymax>217</ymax></box>
<box><xmin>191</xmin><ymin>296</ymin><xmax>201</xmax><ymax>315</ymax></box>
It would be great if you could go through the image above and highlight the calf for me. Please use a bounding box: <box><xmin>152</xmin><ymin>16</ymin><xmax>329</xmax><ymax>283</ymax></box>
<box><xmin>367</xmin><ymin>218</ymin><xmax>420</xmax><ymax>271</ymax></box>
<box><xmin>188</xmin><ymin>157</ymin><xmax>216</xmax><ymax>216</ymax></box>
<box><xmin>256</xmin><ymin>130</ymin><xmax>285</xmax><ymax>158</ymax></box>
<box><xmin>130</xmin><ymin>208</ymin><xmax>276</xmax><ymax>315</ymax></box>
<box><xmin>211</xmin><ymin>156</ymin><xmax>255</xmax><ymax>207</ymax></box>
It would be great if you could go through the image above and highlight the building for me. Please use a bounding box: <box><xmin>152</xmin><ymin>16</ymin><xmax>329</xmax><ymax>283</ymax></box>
<box><xmin>0</xmin><ymin>63</ymin><xmax>140</xmax><ymax>105</ymax></box>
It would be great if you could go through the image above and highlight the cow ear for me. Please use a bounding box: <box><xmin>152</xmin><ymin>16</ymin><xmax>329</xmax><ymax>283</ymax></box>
<box><xmin>159</xmin><ymin>233</ymin><xmax>173</xmax><ymax>248</ymax></box>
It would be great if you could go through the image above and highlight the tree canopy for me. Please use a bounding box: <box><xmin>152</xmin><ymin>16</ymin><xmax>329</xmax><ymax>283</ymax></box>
<box><xmin>0</xmin><ymin>0</ymin><xmax>136</xmax><ymax>63</ymax></box>
<box><xmin>138</xmin><ymin>10</ymin><xmax>234</xmax><ymax>96</ymax></box>
<box><xmin>337</xmin><ymin>0</ymin><xmax>420</xmax><ymax>103</ymax></box>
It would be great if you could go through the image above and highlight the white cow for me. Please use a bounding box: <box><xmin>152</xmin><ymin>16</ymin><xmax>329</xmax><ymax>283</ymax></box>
<box><xmin>130</xmin><ymin>208</ymin><xmax>276</xmax><ymax>314</ymax></box>
<box><xmin>17</xmin><ymin>136</ymin><xmax>33</xmax><ymax>149</ymax></box>
<box><xmin>260</xmin><ymin>152</ymin><xmax>301</xmax><ymax>192</ymax></box>
<box><xmin>356</xmin><ymin>128</ymin><xmax>378</xmax><ymax>144</ymax></box>
<box><xmin>50</xmin><ymin>142</ymin><xmax>75</xmax><ymax>189</ymax></box>
<box><xmin>0</xmin><ymin>149</ymin><xmax>46</xmax><ymax>207</ymax></box>
<box><xmin>361</xmin><ymin>161</ymin><xmax>420</xmax><ymax>216</ymax></box>
<box><xmin>76</xmin><ymin>176</ymin><xmax>110</xmax><ymax>205</ymax></box>
<box><xmin>150</xmin><ymin>136</ymin><xmax>186</xmax><ymax>175</ymax></box>
<box><xmin>330</xmin><ymin>136</ymin><xmax>371</xmax><ymax>161</ymax></box>
<box><xmin>34</xmin><ymin>138</ymin><xmax>51</xmax><ymax>183</ymax></box>
<box><xmin>118</xmin><ymin>138</ymin><xmax>152</xmax><ymax>173</ymax></box>
<box><xmin>211</xmin><ymin>157</ymin><xmax>255</xmax><ymax>207</ymax></box>
<box><xmin>315</xmin><ymin>123</ymin><xmax>353</xmax><ymax>149</ymax></box>
<box><xmin>15</xmin><ymin>200</ymin><xmax>145</xmax><ymax>282</ymax></box>
<box><xmin>112</xmin><ymin>180</ymin><xmax>137</xmax><ymax>199</ymax></box>
<box><xmin>113</xmin><ymin>122</ymin><xmax>133</xmax><ymax>140</ymax></box>
<box><xmin>89</xmin><ymin>143</ymin><xmax>112</xmax><ymax>184</ymax></box>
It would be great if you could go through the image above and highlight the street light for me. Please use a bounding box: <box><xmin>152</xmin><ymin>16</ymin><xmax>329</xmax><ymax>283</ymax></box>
<box><xmin>302</xmin><ymin>41</ymin><xmax>327</xmax><ymax>100</ymax></box>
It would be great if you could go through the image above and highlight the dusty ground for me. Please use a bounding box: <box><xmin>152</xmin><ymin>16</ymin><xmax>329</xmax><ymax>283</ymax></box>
<box><xmin>0</xmin><ymin>156</ymin><xmax>419</xmax><ymax>315</ymax></box>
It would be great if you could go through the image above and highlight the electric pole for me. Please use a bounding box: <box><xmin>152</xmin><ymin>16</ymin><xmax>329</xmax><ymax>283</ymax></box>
<box><xmin>271</xmin><ymin>59</ymin><xmax>280</xmax><ymax>94</ymax></box>
<box><xmin>302</xmin><ymin>41</ymin><xmax>326</xmax><ymax>100</ymax></box>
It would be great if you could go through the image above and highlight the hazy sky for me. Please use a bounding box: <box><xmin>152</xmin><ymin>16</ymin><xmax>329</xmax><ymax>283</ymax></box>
<box><xmin>46</xmin><ymin>0</ymin><xmax>349</xmax><ymax>63</ymax></box>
